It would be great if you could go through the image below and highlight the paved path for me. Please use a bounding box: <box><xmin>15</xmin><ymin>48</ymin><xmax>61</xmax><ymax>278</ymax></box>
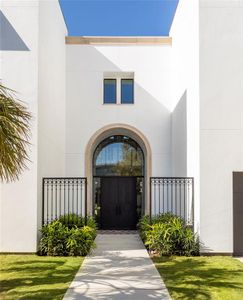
<box><xmin>64</xmin><ymin>233</ymin><xmax>171</xmax><ymax>300</ymax></box>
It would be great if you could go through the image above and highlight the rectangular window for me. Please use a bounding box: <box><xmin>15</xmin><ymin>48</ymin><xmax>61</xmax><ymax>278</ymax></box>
<box><xmin>104</xmin><ymin>79</ymin><xmax>116</xmax><ymax>104</ymax></box>
<box><xmin>121</xmin><ymin>79</ymin><xmax>134</xmax><ymax>104</ymax></box>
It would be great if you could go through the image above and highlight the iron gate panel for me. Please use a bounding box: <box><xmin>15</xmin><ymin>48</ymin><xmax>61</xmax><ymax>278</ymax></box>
<box><xmin>150</xmin><ymin>177</ymin><xmax>194</xmax><ymax>226</ymax></box>
<box><xmin>42</xmin><ymin>177</ymin><xmax>87</xmax><ymax>224</ymax></box>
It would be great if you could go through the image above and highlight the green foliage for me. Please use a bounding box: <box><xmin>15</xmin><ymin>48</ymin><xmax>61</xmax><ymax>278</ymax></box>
<box><xmin>139</xmin><ymin>213</ymin><xmax>199</xmax><ymax>256</ymax></box>
<box><xmin>0</xmin><ymin>84</ymin><xmax>32</xmax><ymax>182</ymax></box>
<box><xmin>139</xmin><ymin>215</ymin><xmax>150</xmax><ymax>241</ymax></box>
<box><xmin>39</xmin><ymin>221</ymin><xmax>69</xmax><ymax>256</ymax></box>
<box><xmin>67</xmin><ymin>226</ymin><xmax>96</xmax><ymax>256</ymax></box>
<box><xmin>58</xmin><ymin>214</ymin><xmax>97</xmax><ymax>230</ymax></box>
<box><xmin>38</xmin><ymin>215</ymin><xmax>97</xmax><ymax>256</ymax></box>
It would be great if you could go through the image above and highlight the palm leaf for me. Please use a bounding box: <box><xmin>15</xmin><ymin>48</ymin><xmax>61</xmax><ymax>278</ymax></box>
<box><xmin>0</xmin><ymin>83</ymin><xmax>32</xmax><ymax>182</ymax></box>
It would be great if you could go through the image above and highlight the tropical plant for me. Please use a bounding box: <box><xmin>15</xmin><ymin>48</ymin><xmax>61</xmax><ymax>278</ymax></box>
<box><xmin>39</xmin><ymin>220</ymin><xmax>69</xmax><ymax>256</ymax></box>
<box><xmin>58</xmin><ymin>213</ymin><xmax>97</xmax><ymax>231</ymax></box>
<box><xmin>0</xmin><ymin>83</ymin><xmax>31</xmax><ymax>182</ymax></box>
<box><xmin>38</xmin><ymin>215</ymin><xmax>97</xmax><ymax>256</ymax></box>
<box><xmin>67</xmin><ymin>226</ymin><xmax>96</xmax><ymax>256</ymax></box>
<box><xmin>139</xmin><ymin>213</ymin><xmax>200</xmax><ymax>256</ymax></box>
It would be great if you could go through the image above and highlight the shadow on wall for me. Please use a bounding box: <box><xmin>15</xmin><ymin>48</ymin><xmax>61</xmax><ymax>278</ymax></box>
<box><xmin>66</xmin><ymin>45</ymin><xmax>172</xmax><ymax>176</ymax></box>
<box><xmin>0</xmin><ymin>11</ymin><xmax>29</xmax><ymax>51</ymax></box>
<box><xmin>171</xmin><ymin>90</ymin><xmax>187</xmax><ymax>177</ymax></box>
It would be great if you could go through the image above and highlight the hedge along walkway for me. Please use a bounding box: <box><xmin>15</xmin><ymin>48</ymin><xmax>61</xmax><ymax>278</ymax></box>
<box><xmin>64</xmin><ymin>233</ymin><xmax>171</xmax><ymax>300</ymax></box>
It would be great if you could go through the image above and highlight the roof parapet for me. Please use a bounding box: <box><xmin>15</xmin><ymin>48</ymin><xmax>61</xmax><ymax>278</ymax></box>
<box><xmin>65</xmin><ymin>36</ymin><xmax>172</xmax><ymax>45</ymax></box>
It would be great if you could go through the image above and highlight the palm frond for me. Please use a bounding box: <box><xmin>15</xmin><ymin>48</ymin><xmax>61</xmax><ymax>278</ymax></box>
<box><xmin>0</xmin><ymin>83</ymin><xmax>32</xmax><ymax>182</ymax></box>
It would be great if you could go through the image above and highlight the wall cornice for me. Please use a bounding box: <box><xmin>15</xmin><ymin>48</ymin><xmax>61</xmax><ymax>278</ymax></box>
<box><xmin>65</xmin><ymin>36</ymin><xmax>172</xmax><ymax>45</ymax></box>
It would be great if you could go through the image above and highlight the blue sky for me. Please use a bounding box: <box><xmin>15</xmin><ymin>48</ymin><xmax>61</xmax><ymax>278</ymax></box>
<box><xmin>59</xmin><ymin>0</ymin><xmax>179</xmax><ymax>36</ymax></box>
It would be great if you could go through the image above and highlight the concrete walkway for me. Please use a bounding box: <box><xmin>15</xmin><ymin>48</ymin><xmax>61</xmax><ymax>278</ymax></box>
<box><xmin>64</xmin><ymin>233</ymin><xmax>171</xmax><ymax>300</ymax></box>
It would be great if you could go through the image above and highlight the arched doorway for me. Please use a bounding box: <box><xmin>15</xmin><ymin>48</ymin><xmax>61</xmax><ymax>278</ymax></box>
<box><xmin>85</xmin><ymin>123</ymin><xmax>152</xmax><ymax>223</ymax></box>
<box><xmin>93</xmin><ymin>135</ymin><xmax>144</xmax><ymax>229</ymax></box>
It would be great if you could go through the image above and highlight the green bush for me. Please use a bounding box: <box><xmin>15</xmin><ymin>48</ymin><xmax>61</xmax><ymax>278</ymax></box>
<box><xmin>67</xmin><ymin>226</ymin><xmax>96</xmax><ymax>256</ymax></box>
<box><xmin>38</xmin><ymin>221</ymin><xmax>69</xmax><ymax>256</ymax></box>
<box><xmin>139</xmin><ymin>213</ymin><xmax>199</xmax><ymax>256</ymax></box>
<box><xmin>38</xmin><ymin>215</ymin><xmax>97</xmax><ymax>256</ymax></box>
<box><xmin>58</xmin><ymin>214</ymin><xmax>97</xmax><ymax>230</ymax></box>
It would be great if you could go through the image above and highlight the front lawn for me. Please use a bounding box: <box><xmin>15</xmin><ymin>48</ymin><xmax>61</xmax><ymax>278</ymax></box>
<box><xmin>0</xmin><ymin>255</ymin><xmax>83</xmax><ymax>300</ymax></box>
<box><xmin>153</xmin><ymin>256</ymin><xmax>243</xmax><ymax>300</ymax></box>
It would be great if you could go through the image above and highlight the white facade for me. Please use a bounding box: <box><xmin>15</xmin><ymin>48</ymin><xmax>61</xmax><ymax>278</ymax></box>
<box><xmin>0</xmin><ymin>0</ymin><xmax>242</xmax><ymax>254</ymax></box>
<box><xmin>66</xmin><ymin>45</ymin><xmax>171</xmax><ymax>178</ymax></box>
<box><xmin>199</xmin><ymin>0</ymin><xmax>243</xmax><ymax>253</ymax></box>
<box><xmin>0</xmin><ymin>0</ymin><xmax>67</xmax><ymax>252</ymax></box>
<box><xmin>0</xmin><ymin>0</ymin><xmax>39</xmax><ymax>252</ymax></box>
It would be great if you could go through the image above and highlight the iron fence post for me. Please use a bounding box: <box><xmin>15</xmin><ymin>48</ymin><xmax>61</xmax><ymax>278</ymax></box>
<box><xmin>42</xmin><ymin>178</ymin><xmax>45</xmax><ymax>225</ymax></box>
<box><xmin>85</xmin><ymin>178</ymin><xmax>88</xmax><ymax>225</ymax></box>
<box><xmin>192</xmin><ymin>178</ymin><xmax>194</xmax><ymax>229</ymax></box>
<box><xmin>149</xmin><ymin>178</ymin><xmax>152</xmax><ymax>224</ymax></box>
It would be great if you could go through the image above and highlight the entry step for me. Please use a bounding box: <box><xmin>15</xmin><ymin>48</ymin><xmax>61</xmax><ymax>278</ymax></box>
<box><xmin>98</xmin><ymin>230</ymin><xmax>138</xmax><ymax>234</ymax></box>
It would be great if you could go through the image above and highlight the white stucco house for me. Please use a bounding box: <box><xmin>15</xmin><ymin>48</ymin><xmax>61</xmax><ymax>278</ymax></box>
<box><xmin>0</xmin><ymin>0</ymin><xmax>242</xmax><ymax>255</ymax></box>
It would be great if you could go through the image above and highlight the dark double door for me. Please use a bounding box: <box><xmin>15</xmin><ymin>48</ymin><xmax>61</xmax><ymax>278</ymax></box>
<box><xmin>100</xmin><ymin>177</ymin><xmax>137</xmax><ymax>230</ymax></box>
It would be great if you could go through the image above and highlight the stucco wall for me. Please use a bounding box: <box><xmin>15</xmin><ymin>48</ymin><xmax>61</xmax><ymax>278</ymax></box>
<box><xmin>169</xmin><ymin>0</ymin><xmax>200</xmax><ymax>231</ymax></box>
<box><xmin>65</xmin><ymin>45</ymin><xmax>172</xmax><ymax>178</ymax></box>
<box><xmin>37</xmin><ymin>0</ymin><xmax>67</xmax><ymax>232</ymax></box>
<box><xmin>199</xmin><ymin>0</ymin><xmax>243</xmax><ymax>253</ymax></box>
<box><xmin>172</xmin><ymin>91</ymin><xmax>187</xmax><ymax>177</ymax></box>
<box><xmin>0</xmin><ymin>0</ymin><xmax>39</xmax><ymax>252</ymax></box>
<box><xmin>0</xmin><ymin>0</ymin><xmax>67</xmax><ymax>252</ymax></box>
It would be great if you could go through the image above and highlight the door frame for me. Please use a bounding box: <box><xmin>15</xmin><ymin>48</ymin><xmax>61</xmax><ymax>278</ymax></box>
<box><xmin>85</xmin><ymin>124</ymin><xmax>152</xmax><ymax>216</ymax></box>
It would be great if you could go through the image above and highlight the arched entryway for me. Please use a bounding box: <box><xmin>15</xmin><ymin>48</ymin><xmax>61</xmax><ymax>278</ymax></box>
<box><xmin>85</xmin><ymin>124</ymin><xmax>152</xmax><ymax>227</ymax></box>
<box><xmin>93</xmin><ymin>135</ymin><xmax>144</xmax><ymax>229</ymax></box>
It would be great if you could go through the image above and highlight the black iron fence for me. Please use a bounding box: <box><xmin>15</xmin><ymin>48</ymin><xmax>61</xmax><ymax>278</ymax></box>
<box><xmin>150</xmin><ymin>177</ymin><xmax>194</xmax><ymax>226</ymax></box>
<box><xmin>42</xmin><ymin>177</ymin><xmax>194</xmax><ymax>227</ymax></box>
<box><xmin>42</xmin><ymin>177</ymin><xmax>87</xmax><ymax>224</ymax></box>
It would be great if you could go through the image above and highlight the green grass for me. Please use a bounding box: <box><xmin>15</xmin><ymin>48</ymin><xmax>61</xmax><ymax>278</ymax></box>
<box><xmin>153</xmin><ymin>256</ymin><xmax>243</xmax><ymax>300</ymax></box>
<box><xmin>0</xmin><ymin>255</ymin><xmax>84</xmax><ymax>300</ymax></box>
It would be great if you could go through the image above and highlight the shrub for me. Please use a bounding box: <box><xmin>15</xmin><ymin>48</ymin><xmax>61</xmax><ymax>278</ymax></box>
<box><xmin>139</xmin><ymin>215</ymin><xmax>150</xmax><ymax>241</ymax></box>
<box><xmin>58</xmin><ymin>214</ymin><xmax>84</xmax><ymax>229</ymax></box>
<box><xmin>38</xmin><ymin>215</ymin><xmax>97</xmax><ymax>256</ymax></box>
<box><xmin>38</xmin><ymin>220</ymin><xmax>69</xmax><ymax>256</ymax></box>
<box><xmin>139</xmin><ymin>213</ymin><xmax>199</xmax><ymax>256</ymax></box>
<box><xmin>58</xmin><ymin>214</ymin><xmax>97</xmax><ymax>230</ymax></box>
<box><xmin>67</xmin><ymin>226</ymin><xmax>96</xmax><ymax>256</ymax></box>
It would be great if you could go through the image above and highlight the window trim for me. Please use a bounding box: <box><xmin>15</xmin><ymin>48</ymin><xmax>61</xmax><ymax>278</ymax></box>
<box><xmin>121</xmin><ymin>78</ymin><xmax>134</xmax><ymax>104</ymax></box>
<box><xmin>103</xmin><ymin>78</ymin><xmax>117</xmax><ymax>104</ymax></box>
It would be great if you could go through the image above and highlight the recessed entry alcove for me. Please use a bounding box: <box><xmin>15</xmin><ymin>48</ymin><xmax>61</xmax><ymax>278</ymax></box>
<box><xmin>85</xmin><ymin>124</ymin><xmax>152</xmax><ymax>230</ymax></box>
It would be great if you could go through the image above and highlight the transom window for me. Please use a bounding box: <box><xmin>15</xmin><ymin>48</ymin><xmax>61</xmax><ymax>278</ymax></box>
<box><xmin>93</xmin><ymin>135</ymin><xmax>144</xmax><ymax>176</ymax></box>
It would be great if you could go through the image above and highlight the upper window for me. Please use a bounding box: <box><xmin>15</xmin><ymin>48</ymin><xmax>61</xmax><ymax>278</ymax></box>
<box><xmin>121</xmin><ymin>79</ymin><xmax>134</xmax><ymax>104</ymax></box>
<box><xmin>103</xmin><ymin>72</ymin><xmax>134</xmax><ymax>104</ymax></box>
<box><xmin>104</xmin><ymin>79</ymin><xmax>116</xmax><ymax>104</ymax></box>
